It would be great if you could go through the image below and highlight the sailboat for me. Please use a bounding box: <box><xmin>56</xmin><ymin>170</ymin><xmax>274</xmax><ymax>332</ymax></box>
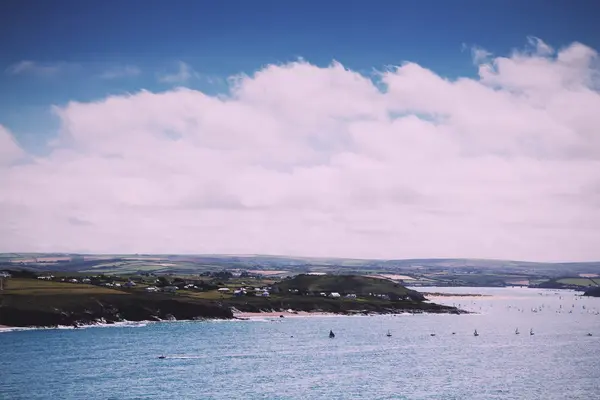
<box><xmin>474</xmin><ymin>329</ymin><xmax>479</xmax><ymax>337</ymax></box>
<box><xmin>329</xmin><ymin>330</ymin><xmax>335</xmax><ymax>338</ymax></box>
<box><xmin>515</xmin><ymin>328</ymin><xmax>520</xmax><ymax>335</ymax></box>
<box><xmin>530</xmin><ymin>328</ymin><xmax>534</xmax><ymax>336</ymax></box>
<box><xmin>386</xmin><ymin>330</ymin><xmax>392</xmax><ymax>337</ymax></box>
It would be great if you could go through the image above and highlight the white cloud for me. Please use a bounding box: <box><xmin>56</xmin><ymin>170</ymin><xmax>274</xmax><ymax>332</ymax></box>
<box><xmin>0</xmin><ymin>125</ymin><xmax>24</xmax><ymax>164</ymax></box>
<box><xmin>158</xmin><ymin>61</ymin><xmax>196</xmax><ymax>83</ymax></box>
<box><xmin>527</xmin><ymin>36</ymin><xmax>554</xmax><ymax>56</ymax></box>
<box><xmin>99</xmin><ymin>65</ymin><xmax>141</xmax><ymax>79</ymax></box>
<box><xmin>471</xmin><ymin>47</ymin><xmax>492</xmax><ymax>64</ymax></box>
<box><xmin>6</xmin><ymin>60</ymin><xmax>70</xmax><ymax>76</ymax></box>
<box><xmin>1</xmin><ymin>39</ymin><xmax>600</xmax><ymax>261</ymax></box>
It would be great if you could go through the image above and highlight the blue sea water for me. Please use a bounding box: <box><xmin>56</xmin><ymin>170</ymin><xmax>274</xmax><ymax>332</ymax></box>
<box><xmin>1</xmin><ymin>287</ymin><xmax>599</xmax><ymax>400</ymax></box>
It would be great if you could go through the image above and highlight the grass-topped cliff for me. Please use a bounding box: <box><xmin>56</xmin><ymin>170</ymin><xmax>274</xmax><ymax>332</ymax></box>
<box><xmin>0</xmin><ymin>273</ymin><xmax>463</xmax><ymax>327</ymax></box>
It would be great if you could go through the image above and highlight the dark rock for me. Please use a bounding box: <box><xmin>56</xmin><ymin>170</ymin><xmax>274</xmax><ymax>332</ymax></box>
<box><xmin>583</xmin><ymin>287</ymin><xmax>600</xmax><ymax>297</ymax></box>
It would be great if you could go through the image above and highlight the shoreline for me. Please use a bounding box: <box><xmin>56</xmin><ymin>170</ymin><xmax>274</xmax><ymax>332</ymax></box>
<box><xmin>1</xmin><ymin>306</ymin><xmax>467</xmax><ymax>330</ymax></box>
<box><xmin>422</xmin><ymin>292</ymin><xmax>491</xmax><ymax>297</ymax></box>
<box><xmin>233</xmin><ymin>311</ymin><xmax>336</xmax><ymax>319</ymax></box>
<box><xmin>1</xmin><ymin>307</ymin><xmax>470</xmax><ymax>331</ymax></box>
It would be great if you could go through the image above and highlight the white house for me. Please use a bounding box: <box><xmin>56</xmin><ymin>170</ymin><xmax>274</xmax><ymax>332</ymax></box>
<box><xmin>345</xmin><ymin>294</ymin><xmax>357</xmax><ymax>299</ymax></box>
<box><xmin>217</xmin><ymin>287</ymin><xmax>230</xmax><ymax>293</ymax></box>
<box><xmin>163</xmin><ymin>286</ymin><xmax>178</xmax><ymax>292</ymax></box>
<box><xmin>145</xmin><ymin>286</ymin><xmax>159</xmax><ymax>292</ymax></box>
<box><xmin>329</xmin><ymin>292</ymin><xmax>341</xmax><ymax>298</ymax></box>
<box><xmin>261</xmin><ymin>291</ymin><xmax>270</xmax><ymax>297</ymax></box>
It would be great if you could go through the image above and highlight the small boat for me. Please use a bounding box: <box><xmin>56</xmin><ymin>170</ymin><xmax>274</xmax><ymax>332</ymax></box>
<box><xmin>430</xmin><ymin>333</ymin><xmax>436</xmax><ymax>336</ymax></box>
<box><xmin>586</xmin><ymin>333</ymin><xmax>593</xmax><ymax>337</ymax></box>
<box><xmin>515</xmin><ymin>328</ymin><xmax>520</xmax><ymax>335</ymax></box>
<box><xmin>474</xmin><ymin>329</ymin><xmax>479</xmax><ymax>337</ymax></box>
<box><xmin>329</xmin><ymin>330</ymin><xmax>335</xmax><ymax>338</ymax></box>
<box><xmin>158</xmin><ymin>355</ymin><xmax>166</xmax><ymax>359</ymax></box>
<box><xmin>530</xmin><ymin>329</ymin><xmax>534</xmax><ymax>336</ymax></box>
<box><xmin>386</xmin><ymin>330</ymin><xmax>392</xmax><ymax>337</ymax></box>
<box><xmin>452</xmin><ymin>332</ymin><xmax>456</xmax><ymax>335</ymax></box>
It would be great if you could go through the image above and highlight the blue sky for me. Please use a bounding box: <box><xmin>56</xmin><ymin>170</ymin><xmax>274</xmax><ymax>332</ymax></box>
<box><xmin>1</xmin><ymin>0</ymin><xmax>599</xmax><ymax>153</ymax></box>
<box><xmin>2</xmin><ymin>1</ymin><xmax>600</xmax><ymax>259</ymax></box>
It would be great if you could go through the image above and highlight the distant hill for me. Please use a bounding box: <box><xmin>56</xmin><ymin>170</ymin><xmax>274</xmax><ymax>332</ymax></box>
<box><xmin>1</xmin><ymin>253</ymin><xmax>599</xmax><ymax>282</ymax></box>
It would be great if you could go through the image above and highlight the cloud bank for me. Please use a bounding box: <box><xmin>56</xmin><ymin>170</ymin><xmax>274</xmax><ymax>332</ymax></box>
<box><xmin>99</xmin><ymin>65</ymin><xmax>141</xmax><ymax>79</ymax></box>
<box><xmin>1</xmin><ymin>39</ymin><xmax>599</xmax><ymax>261</ymax></box>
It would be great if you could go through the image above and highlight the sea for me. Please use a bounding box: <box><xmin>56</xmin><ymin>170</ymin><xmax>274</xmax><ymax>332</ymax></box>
<box><xmin>1</xmin><ymin>287</ymin><xmax>599</xmax><ymax>400</ymax></box>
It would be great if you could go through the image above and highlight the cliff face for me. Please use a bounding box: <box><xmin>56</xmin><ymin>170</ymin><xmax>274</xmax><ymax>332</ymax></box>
<box><xmin>0</xmin><ymin>294</ymin><xmax>233</xmax><ymax>327</ymax></box>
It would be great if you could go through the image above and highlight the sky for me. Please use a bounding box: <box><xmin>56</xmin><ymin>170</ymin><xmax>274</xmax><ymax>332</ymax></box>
<box><xmin>1</xmin><ymin>1</ymin><xmax>600</xmax><ymax>261</ymax></box>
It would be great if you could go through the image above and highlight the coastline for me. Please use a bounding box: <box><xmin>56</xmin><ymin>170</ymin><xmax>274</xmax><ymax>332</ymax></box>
<box><xmin>231</xmin><ymin>307</ymin><xmax>466</xmax><ymax>319</ymax></box>
<box><xmin>1</xmin><ymin>306</ymin><xmax>469</xmax><ymax>331</ymax></box>
<box><xmin>421</xmin><ymin>292</ymin><xmax>490</xmax><ymax>297</ymax></box>
<box><xmin>1</xmin><ymin>275</ymin><xmax>468</xmax><ymax>329</ymax></box>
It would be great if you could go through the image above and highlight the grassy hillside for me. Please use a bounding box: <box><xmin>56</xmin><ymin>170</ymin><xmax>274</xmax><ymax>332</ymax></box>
<box><xmin>556</xmin><ymin>278</ymin><xmax>598</xmax><ymax>287</ymax></box>
<box><xmin>274</xmin><ymin>274</ymin><xmax>424</xmax><ymax>300</ymax></box>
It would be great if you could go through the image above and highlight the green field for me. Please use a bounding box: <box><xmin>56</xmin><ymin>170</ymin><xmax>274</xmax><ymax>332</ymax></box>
<box><xmin>2</xmin><ymin>278</ymin><xmax>128</xmax><ymax>295</ymax></box>
<box><xmin>183</xmin><ymin>290</ymin><xmax>232</xmax><ymax>300</ymax></box>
